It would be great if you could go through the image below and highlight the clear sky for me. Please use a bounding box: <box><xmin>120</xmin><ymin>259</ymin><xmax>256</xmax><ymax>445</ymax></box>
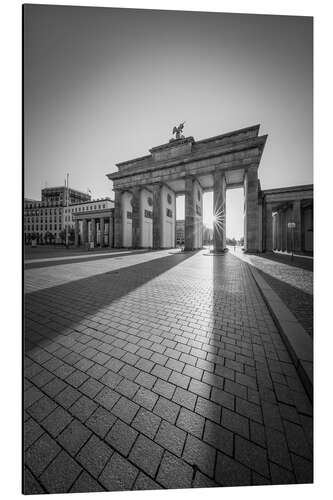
<box><xmin>24</xmin><ymin>5</ymin><xmax>313</xmax><ymax>238</ymax></box>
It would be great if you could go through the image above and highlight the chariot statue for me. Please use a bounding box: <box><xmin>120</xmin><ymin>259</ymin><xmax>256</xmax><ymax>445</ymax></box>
<box><xmin>172</xmin><ymin>122</ymin><xmax>185</xmax><ymax>140</ymax></box>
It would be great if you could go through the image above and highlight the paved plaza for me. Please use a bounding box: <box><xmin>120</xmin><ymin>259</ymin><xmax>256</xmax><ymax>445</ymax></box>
<box><xmin>232</xmin><ymin>249</ymin><xmax>313</xmax><ymax>337</ymax></box>
<box><xmin>24</xmin><ymin>249</ymin><xmax>313</xmax><ymax>494</ymax></box>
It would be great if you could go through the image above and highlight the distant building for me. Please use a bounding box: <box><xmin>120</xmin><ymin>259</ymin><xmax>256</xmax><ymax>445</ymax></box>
<box><xmin>69</xmin><ymin>198</ymin><xmax>114</xmax><ymax>247</ymax></box>
<box><xmin>64</xmin><ymin>198</ymin><xmax>114</xmax><ymax>228</ymax></box>
<box><xmin>261</xmin><ymin>184</ymin><xmax>313</xmax><ymax>253</ymax></box>
<box><xmin>176</xmin><ymin>220</ymin><xmax>184</xmax><ymax>245</ymax></box>
<box><xmin>203</xmin><ymin>225</ymin><xmax>213</xmax><ymax>245</ymax></box>
<box><xmin>176</xmin><ymin>221</ymin><xmax>213</xmax><ymax>246</ymax></box>
<box><xmin>41</xmin><ymin>186</ymin><xmax>90</xmax><ymax>205</ymax></box>
<box><xmin>24</xmin><ymin>186</ymin><xmax>113</xmax><ymax>245</ymax></box>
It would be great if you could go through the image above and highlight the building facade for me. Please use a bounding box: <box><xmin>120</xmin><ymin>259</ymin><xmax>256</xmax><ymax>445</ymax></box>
<box><xmin>107</xmin><ymin>126</ymin><xmax>313</xmax><ymax>254</ymax></box>
<box><xmin>24</xmin><ymin>187</ymin><xmax>114</xmax><ymax>245</ymax></box>
<box><xmin>25</xmin><ymin>128</ymin><xmax>313</xmax><ymax>254</ymax></box>
<box><xmin>176</xmin><ymin>220</ymin><xmax>185</xmax><ymax>245</ymax></box>
<box><xmin>107</xmin><ymin>125</ymin><xmax>266</xmax><ymax>252</ymax></box>
<box><xmin>260</xmin><ymin>185</ymin><xmax>313</xmax><ymax>254</ymax></box>
<box><xmin>71</xmin><ymin>199</ymin><xmax>114</xmax><ymax>248</ymax></box>
<box><xmin>24</xmin><ymin>187</ymin><xmax>91</xmax><ymax>245</ymax></box>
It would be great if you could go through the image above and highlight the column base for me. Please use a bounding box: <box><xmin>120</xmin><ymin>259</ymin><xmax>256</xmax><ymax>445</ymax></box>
<box><xmin>211</xmin><ymin>248</ymin><xmax>227</xmax><ymax>255</ymax></box>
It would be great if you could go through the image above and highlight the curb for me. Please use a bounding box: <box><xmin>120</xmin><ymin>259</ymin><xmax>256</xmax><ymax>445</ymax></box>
<box><xmin>248</xmin><ymin>265</ymin><xmax>313</xmax><ymax>401</ymax></box>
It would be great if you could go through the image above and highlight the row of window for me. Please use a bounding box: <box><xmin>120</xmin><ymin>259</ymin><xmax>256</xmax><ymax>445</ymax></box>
<box><xmin>25</xmin><ymin>203</ymin><xmax>107</xmax><ymax>216</ymax></box>
<box><xmin>25</xmin><ymin>209</ymin><xmax>62</xmax><ymax>216</ymax></box>
<box><xmin>65</xmin><ymin>204</ymin><xmax>106</xmax><ymax>213</ymax></box>
<box><xmin>25</xmin><ymin>203</ymin><xmax>60</xmax><ymax>209</ymax></box>
<box><xmin>25</xmin><ymin>224</ymin><xmax>62</xmax><ymax>231</ymax></box>
<box><xmin>25</xmin><ymin>217</ymin><xmax>62</xmax><ymax>222</ymax></box>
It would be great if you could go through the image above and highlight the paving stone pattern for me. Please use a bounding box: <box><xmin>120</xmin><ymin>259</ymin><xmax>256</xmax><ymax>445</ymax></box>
<box><xmin>234</xmin><ymin>250</ymin><xmax>313</xmax><ymax>337</ymax></box>
<box><xmin>24</xmin><ymin>250</ymin><xmax>313</xmax><ymax>493</ymax></box>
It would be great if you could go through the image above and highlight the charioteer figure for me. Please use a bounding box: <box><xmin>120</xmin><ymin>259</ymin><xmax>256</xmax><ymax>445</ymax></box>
<box><xmin>171</xmin><ymin>122</ymin><xmax>185</xmax><ymax>140</ymax></box>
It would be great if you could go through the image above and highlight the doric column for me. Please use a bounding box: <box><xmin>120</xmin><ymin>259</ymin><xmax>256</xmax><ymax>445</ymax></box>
<box><xmin>74</xmin><ymin>219</ymin><xmax>79</xmax><ymax>247</ymax></box>
<box><xmin>258</xmin><ymin>199</ymin><xmax>263</xmax><ymax>252</ymax></box>
<box><xmin>132</xmin><ymin>187</ymin><xmax>141</xmax><ymax>249</ymax></box>
<box><xmin>185</xmin><ymin>176</ymin><xmax>195</xmax><ymax>251</ymax></box>
<box><xmin>292</xmin><ymin>200</ymin><xmax>302</xmax><ymax>252</ymax></box>
<box><xmin>213</xmin><ymin>170</ymin><xmax>226</xmax><ymax>252</ymax></box>
<box><xmin>281</xmin><ymin>210</ymin><xmax>287</xmax><ymax>251</ymax></box>
<box><xmin>286</xmin><ymin>206</ymin><xmax>291</xmax><ymax>252</ymax></box>
<box><xmin>244</xmin><ymin>166</ymin><xmax>259</xmax><ymax>252</ymax></box>
<box><xmin>114</xmin><ymin>190</ymin><xmax>122</xmax><ymax>248</ymax></box>
<box><xmin>272</xmin><ymin>213</ymin><xmax>277</xmax><ymax>250</ymax></box>
<box><xmin>91</xmin><ymin>218</ymin><xmax>96</xmax><ymax>245</ymax></box>
<box><xmin>108</xmin><ymin>215</ymin><xmax>113</xmax><ymax>247</ymax></box>
<box><xmin>152</xmin><ymin>184</ymin><xmax>162</xmax><ymax>249</ymax></box>
<box><xmin>275</xmin><ymin>210</ymin><xmax>281</xmax><ymax>250</ymax></box>
<box><xmin>82</xmin><ymin>219</ymin><xmax>88</xmax><ymax>244</ymax></box>
<box><xmin>265</xmin><ymin>203</ymin><xmax>273</xmax><ymax>251</ymax></box>
<box><xmin>100</xmin><ymin>218</ymin><xmax>105</xmax><ymax>247</ymax></box>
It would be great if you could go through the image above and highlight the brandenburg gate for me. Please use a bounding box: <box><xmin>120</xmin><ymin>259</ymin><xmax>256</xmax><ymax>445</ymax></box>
<box><xmin>107</xmin><ymin>124</ymin><xmax>267</xmax><ymax>252</ymax></box>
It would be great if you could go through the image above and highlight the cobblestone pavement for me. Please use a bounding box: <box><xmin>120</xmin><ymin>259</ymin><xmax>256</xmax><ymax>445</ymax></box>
<box><xmin>232</xmin><ymin>249</ymin><xmax>313</xmax><ymax>337</ymax></box>
<box><xmin>24</xmin><ymin>250</ymin><xmax>313</xmax><ymax>494</ymax></box>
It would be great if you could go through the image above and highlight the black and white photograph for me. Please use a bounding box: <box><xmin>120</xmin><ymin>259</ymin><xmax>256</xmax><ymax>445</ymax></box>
<box><xmin>22</xmin><ymin>2</ymin><xmax>313</xmax><ymax>495</ymax></box>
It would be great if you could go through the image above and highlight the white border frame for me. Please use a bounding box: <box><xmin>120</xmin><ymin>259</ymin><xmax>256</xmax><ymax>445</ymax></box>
<box><xmin>1</xmin><ymin>1</ymin><xmax>331</xmax><ymax>499</ymax></box>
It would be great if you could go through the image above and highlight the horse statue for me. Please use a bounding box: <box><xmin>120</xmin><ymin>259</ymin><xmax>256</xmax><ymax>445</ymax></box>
<box><xmin>172</xmin><ymin>122</ymin><xmax>185</xmax><ymax>140</ymax></box>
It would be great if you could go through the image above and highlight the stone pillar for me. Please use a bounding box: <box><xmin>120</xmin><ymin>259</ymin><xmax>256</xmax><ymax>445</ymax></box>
<box><xmin>292</xmin><ymin>200</ymin><xmax>302</xmax><ymax>252</ymax></box>
<box><xmin>244</xmin><ymin>166</ymin><xmax>259</xmax><ymax>252</ymax></box>
<box><xmin>213</xmin><ymin>170</ymin><xmax>226</xmax><ymax>252</ymax></box>
<box><xmin>74</xmin><ymin>219</ymin><xmax>79</xmax><ymax>247</ymax></box>
<box><xmin>100</xmin><ymin>218</ymin><xmax>105</xmax><ymax>247</ymax></box>
<box><xmin>286</xmin><ymin>206</ymin><xmax>292</xmax><ymax>252</ymax></box>
<box><xmin>185</xmin><ymin>177</ymin><xmax>203</xmax><ymax>250</ymax></box>
<box><xmin>152</xmin><ymin>184</ymin><xmax>162</xmax><ymax>249</ymax></box>
<box><xmin>272</xmin><ymin>213</ymin><xmax>277</xmax><ymax>250</ymax></box>
<box><xmin>108</xmin><ymin>215</ymin><xmax>113</xmax><ymax>248</ymax></box>
<box><xmin>258</xmin><ymin>200</ymin><xmax>263</xmax><ymax>252</ymax></box>
<box><xmin>185</xmin><ymin>176</ymin><xmax>195</xmax><ymax>251</ymax></box>
<box><xmin>91</xmin><ymin>218</ymin><xmax>96</xmax><ymax>245</ymax></box>
<box><xmin>82</xmin><ymin>219</ymin><xmax>88</xmax><ymax>244</ymax></box>
<box><xmin>275</xmin><ymin>210</ymin><xmax>281</xmax><ymax>250</ymax></box>
<box><xmin>281</xmin><ymin>210</ymin><xmax>287</xmax><ymax>251</ymax></box>
<box><xmin>114</xmin><ymin>190</ymin><xmax>122</xmax><ymax>248</ymax></box>
<box><xmin>132</xmin><ymin>187</ymin><xmax>141</xmax><ymax>249</ymax></box>
<box><xmin>265</xmin><ymin>203</ymin><xmax>273</xmax><ymax>251</ymax></box>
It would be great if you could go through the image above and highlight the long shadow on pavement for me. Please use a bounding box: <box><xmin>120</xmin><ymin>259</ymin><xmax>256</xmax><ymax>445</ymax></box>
<box><xmin>24</xmin><ymin>249</ymin><xmax>153</xmax><ymax>270</ymax></box>
<box><xmin>257</xmin><ymin>252</ymin><xmax>313</xmax><ymax>272</ymax></box>
<box><xmin>254</xmin><ymin>268</ymin><xmax>313</xmax><ymax>337</ymax></box>
<box><xmin>24</xmin><ymin>251</ymin><xmax>197</xmax><ymax>353</ymax></box>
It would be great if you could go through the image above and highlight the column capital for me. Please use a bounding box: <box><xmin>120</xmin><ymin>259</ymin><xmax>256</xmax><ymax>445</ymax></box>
<box><xmin>151</xmin><ymin>182</ymin><xmax>163</xmax><ymax>191</ymax></box>
<box><xmin>129</xmin><ymin>186</ymin><xmax>141</xmax><ymax>194</ymax></box>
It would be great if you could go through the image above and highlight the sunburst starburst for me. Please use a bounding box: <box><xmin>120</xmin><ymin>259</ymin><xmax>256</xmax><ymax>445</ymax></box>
<box><xmin>213</xmin><ymin>205</ymin><xmax>225</xmax><ymax>236</ymax></box>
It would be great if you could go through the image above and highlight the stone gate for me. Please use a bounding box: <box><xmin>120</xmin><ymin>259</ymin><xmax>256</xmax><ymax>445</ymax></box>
<box><xmin>107</xmin><ymin>124</ymin><xmax>268</xmax><ymax>252</ymax></box>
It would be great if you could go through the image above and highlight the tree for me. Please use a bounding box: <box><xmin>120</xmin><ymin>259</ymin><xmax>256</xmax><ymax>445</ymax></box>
<box><xmin>44</xmin><ymin>232</ymin><xmax>52</xmax><ymax>244</ymax></box>
<box><xmin>59</xmin><ymin>228</ymin><xmax>74</xmax><ymax>245</ymax></box>
<box><xmin>68</xmin><ymin>227</ymin><xmax>75</xmax><ymax>243</ymax></box>
<box><xmin>59</xmin><ymin>230</ymin><xmax>66</xmax><ymax>244</ymax></box>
